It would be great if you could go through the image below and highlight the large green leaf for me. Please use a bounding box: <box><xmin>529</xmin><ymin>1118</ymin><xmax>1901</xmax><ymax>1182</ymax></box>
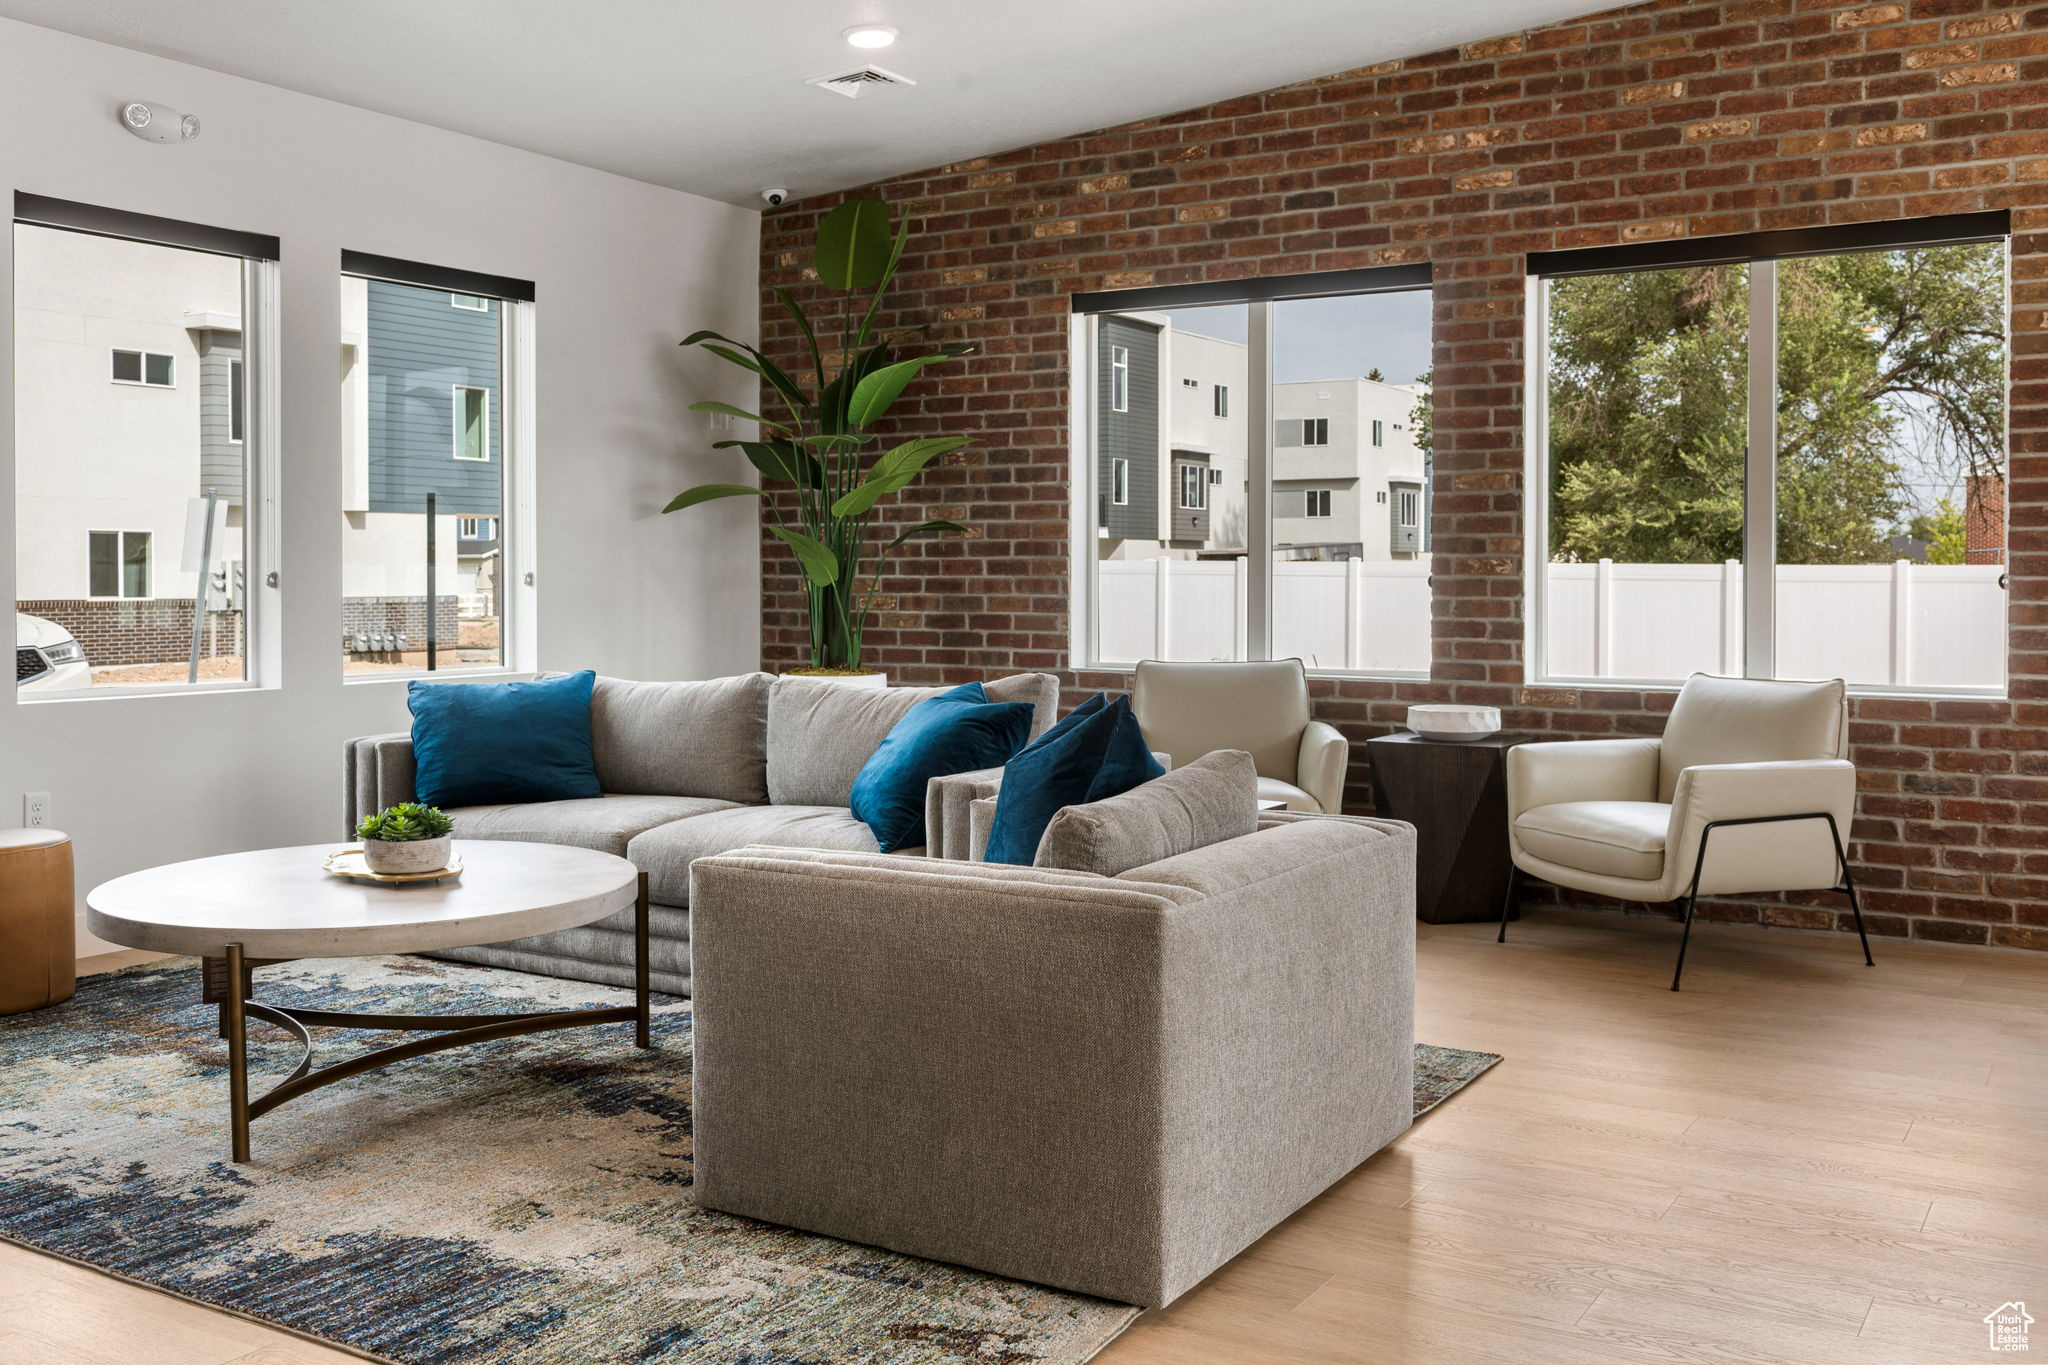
<box><xmin>688</xmin><ymin>400</ymin><xmax>790</xmax><ymax>434</ymax></box>
<box><xmin>886</xmin><ymin>519</ymin><xmax>966</xmax><ymax>551</ymax></box>
<box><xmin>847</xmin><ymin>355</ymin><xmax>952</xmax><ymax>428</ymax></box>
<box><xmin>769</xmin><ymin>286</ymin><xmax>827</xmax><ymax>387</ymax></box>
<box><xmin>768</xmin><ymin>526</ymin><xmax>840</xmax><ymax>586</ymax></box>
<box><xmin>857</xmin><ymin>215</ymin><xmax>913</xmax><ymax>344</ymax></box>
<box><xmin>830</xmin><ymin>437</ymin><xmax>968</xmax><ymax>517</ymax></box>
<box><xmin>662</xmin><ymin>483</ymin><xmax>765</xmax><ymax>513</ymax></box>
<box><xmin>697</xmin><ymin>343</ymin><xmax>808</xmax><ymax>411</ymax></box>
<box><xmin>813</xmin><ymin>200</ymin><xmax>894</xmax><ymax>292</ymax></box>
<box><xmin>739</xmin><ymin>440</ymin><xmax>822</xmax><ymax>489</ymax></box>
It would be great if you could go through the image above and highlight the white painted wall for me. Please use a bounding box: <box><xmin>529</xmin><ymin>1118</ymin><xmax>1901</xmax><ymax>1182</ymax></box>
<box><xmin>0</xmin><ymin>19</ymin><xmax>763</xmax><ymax>950</ymax></box>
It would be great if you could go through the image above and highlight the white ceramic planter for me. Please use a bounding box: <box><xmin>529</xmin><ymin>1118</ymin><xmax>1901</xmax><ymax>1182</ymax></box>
<box><xmin>360</xmin><ymin>835</ymin><xmax>453</xmax><ymax>875</ymax></box>
<box><xmin>1405</xmin><ymin>704</ymin><xmax>1503</xmax><ymax>743</ymax></box>
<box><xmin>785</xmin><ymin>670</ymin><xmax>888</xmax><ymax>688</ymax></box>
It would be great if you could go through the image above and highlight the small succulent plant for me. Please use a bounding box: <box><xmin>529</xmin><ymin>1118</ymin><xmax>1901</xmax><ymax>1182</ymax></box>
<box><xmin>356</xmin><ymin>803</ymin><xmax>454</xmax><ymax>843</ymax></box>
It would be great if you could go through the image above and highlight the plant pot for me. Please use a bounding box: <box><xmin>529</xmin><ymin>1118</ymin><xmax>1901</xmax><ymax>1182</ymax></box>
<box><xmin>360</xmin><ymin>835</ymin><xmax>452</xmax><ymax>875</ymax></box>
<box><xmin>785</xmin><ymin>669</ymin><xmax>888</xmax><ymax>688</ymax></box>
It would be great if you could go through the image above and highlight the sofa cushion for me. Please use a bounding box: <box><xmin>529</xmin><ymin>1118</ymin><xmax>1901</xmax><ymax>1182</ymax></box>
<box><xmin>628</xmin><ymin>804</ymin><xmax>908</xmax><ymax>905</ymax></box>
<box><xmin>409</xmin><ymin>671</ymin><xmax>601</xmax><ymax>808</ymax></box>
<box><xmin>985</xmin><ymin>694</ymin><xmax>1166</xmax><ymax>866</ymax></box>
<box><xmin>850</xmin><ymin>683</ymin><xmax>1033</xmax><ymax>853</ymax></box>
<box><xmin>585</xmin><ymin>672</ymin><xmax>771</xmax><ymax>803</ymax></box>
<box><xmin>449</xmin><ymin>794</ymin><xmax>741</xmax><ymax>856</ymax></box>
<box><xmin>1514</xmin><ymin>800</ymin><xmax>1670</xmax><ymax>882</ymax></box>
<box><xmin>1035</xmin><ymin>749</ymin><xmax>1258</xmax><ymax>876</ymax></box>
<box><xmin>765</xmin><ymin>674</ymin><xmax>1053</xmax><ymax>808</ymax></box>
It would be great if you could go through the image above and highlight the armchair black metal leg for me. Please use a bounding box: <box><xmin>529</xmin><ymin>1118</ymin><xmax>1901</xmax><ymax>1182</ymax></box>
<box><xmin>1671</xmin><ymin>822</ymin><xmax>1716</xmax><ymax>992</ymax></box>
<box><xmin>1823</xmin><ymin>812</ymin><xmax>1875</xmax><ymax>967</ymax></box>
<box><xmin>1498</xmin><ymin>865</ymin><xmax>1522</xmax><ymax>944</ymax></box>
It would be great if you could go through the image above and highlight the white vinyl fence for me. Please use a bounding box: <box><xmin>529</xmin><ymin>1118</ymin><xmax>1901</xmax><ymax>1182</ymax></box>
<box><xmin>1097</xmin><ymin>557</ymin><xmax>2006</xmax><ymax>689</ymax></box>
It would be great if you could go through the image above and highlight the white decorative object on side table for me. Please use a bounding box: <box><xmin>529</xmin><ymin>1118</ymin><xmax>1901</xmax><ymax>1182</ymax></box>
<box><xmin>1405</xmin><ymin>704</ymin><xmax>1503</xmax><ymax>743</ymax></box>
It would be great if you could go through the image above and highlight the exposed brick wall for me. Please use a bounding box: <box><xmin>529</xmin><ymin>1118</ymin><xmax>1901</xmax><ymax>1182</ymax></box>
<box><xmin>20</xmin><ymin>600</ymin><xmax>243</xmax><ymax>667</ymax></box>
<box><xmin>758</xmin><ymin>0</ymin><xmax>2048</xmax><ymax>952</ymax></box>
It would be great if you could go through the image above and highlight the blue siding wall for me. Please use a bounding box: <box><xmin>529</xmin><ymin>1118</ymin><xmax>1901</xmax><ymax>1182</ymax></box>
<box><xmin>366</xmin><ymin>280</ymin><xmax>501</xmax><ymax>516</ymax></box>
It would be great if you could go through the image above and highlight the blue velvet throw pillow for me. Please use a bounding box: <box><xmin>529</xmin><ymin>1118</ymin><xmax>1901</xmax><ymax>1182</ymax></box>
<box><xmin>408</xmin><ymin>670</ymin><xmax>603</xmax><ymax>809</ymax></box>
<box><xmin>850</xmin><ymin>683</ymin><xmax>1034</xmax><ymax>852</ymax></box>
<box><xmin>984</xmin><ymin>693</ymin><xmax>1166</xmax><ymax>866</ymax></box>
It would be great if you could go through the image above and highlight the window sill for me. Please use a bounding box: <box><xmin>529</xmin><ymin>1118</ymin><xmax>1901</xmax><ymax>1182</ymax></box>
<box><xmin>343</xmin><ymin>667</ymin><xmax>529</xmax><ymax>687</ymax></box>
<box><xmin>16</xmin><ymin>678</ymin><xmax>265</xmax><ymax>704</ymax></box>
<box><xmin>1079</xmin><ymin>661</ymin><xmax>1430</xmax><ymax>683</ymax></box>
<box><xmin>1533</xmin><ymin>676</ymin><xmax>2008</xmax><ymax>703</ymax></box>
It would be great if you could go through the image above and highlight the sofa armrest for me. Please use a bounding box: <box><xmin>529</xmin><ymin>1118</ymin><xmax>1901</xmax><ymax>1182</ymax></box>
<box><xmin>1668</xmin><ymin>759</ymin><xmax>1856</xmax><ymax>896</ymax></box>
<box><xmin>1297</xmin><ymin>721</ymin><xmax>1349</xmax><ymax>814</ymax></box>
<box><xmin>343</xmin><ymin>732</ymin><xmax>416</xmax><ymax>836</ymax></box>
<box><xmin>924</xmin><ymin>766</ymin><xmax>1007</xmax><ymax>862</ymax></box>
<box><xmin>1506</xmin><ymin>736</ymin><xmax>1661</xmax><ymax>822</ymax></box>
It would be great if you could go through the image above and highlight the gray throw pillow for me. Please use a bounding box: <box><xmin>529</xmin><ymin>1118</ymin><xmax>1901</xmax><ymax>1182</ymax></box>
<box><xmin>1033</xmin><ymin>749</ymin><xmax>1258</xmax><ymax>876</ymax></box>
<box><xmin>544</xmin><ymin>672</ymin><xmax>771</xmax><ymax>803</ymax></box>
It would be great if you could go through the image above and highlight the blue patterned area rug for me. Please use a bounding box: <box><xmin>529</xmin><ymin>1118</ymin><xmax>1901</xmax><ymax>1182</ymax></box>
<box><xmin>0</xmin><ymin>957</ymin><xmax>1499</xmax><ymax>1365</ymax></box>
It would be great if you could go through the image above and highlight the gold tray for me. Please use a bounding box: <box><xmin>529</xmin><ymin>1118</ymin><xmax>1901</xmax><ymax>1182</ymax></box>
<box><xmin>323</xmin><ymin>848</ymin><xmax>464</xmax><ymax>884</ymax></box>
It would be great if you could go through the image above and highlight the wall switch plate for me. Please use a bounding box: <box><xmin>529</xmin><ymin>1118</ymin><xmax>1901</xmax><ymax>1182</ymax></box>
<box><xmin>707</xmin><ymin>411</ymin><xmax>741</xmax><ymax>434</ymax></box>
<box><xmin>22</xmin><ymin>791</ymin><xmax>50</xmax><ymax>827</ymax></box>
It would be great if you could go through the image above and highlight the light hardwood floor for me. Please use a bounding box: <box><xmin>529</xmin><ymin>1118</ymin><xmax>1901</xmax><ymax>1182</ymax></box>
<box><xmin>10</xmin><ymin>914</ymin><xmax>2044</xmax><ymax>1364</ymax></box>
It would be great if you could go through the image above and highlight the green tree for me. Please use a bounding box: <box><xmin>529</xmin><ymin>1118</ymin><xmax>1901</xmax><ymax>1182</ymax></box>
<box><xmin>1546</xmin><ymin>244</ymin><xmax>2005</xmax><ymax>566</ymax></box>
<box><xmin>1908</xmin><ymin>497</ymin><xmax>1967</xmax><ymax>565</ymax></box>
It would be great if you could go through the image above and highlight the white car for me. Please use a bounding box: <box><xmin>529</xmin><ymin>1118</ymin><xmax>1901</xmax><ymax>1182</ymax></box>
<box><xmin>17</xmin><ymin>612</ymin><xmax>90</xmax><ymax>691</ymax></box>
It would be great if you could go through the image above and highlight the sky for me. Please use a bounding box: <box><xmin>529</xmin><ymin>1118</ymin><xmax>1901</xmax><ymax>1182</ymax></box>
<box><xmin>1163</xmin><ymin>291</ymin><xmax>1434</xmax><ymax>385</ymax></box>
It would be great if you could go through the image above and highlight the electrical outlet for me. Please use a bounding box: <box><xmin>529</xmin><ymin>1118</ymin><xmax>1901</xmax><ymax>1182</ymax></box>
<box><xmin>707</xmin><ymin>411</ymin><xmax>741</xmax><ymax>434</ymax></box>
<box><xmin>22</xmin><ymin>791</ymin><xmax>50</xmax><ymax>828</ymax></box>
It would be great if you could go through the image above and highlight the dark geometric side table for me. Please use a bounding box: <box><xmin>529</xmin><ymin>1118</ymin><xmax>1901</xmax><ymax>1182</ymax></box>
<box><xmin>1366</xmin><ymin>732</ymin><xmax>1530</xmax><ymax>924</ymax></box>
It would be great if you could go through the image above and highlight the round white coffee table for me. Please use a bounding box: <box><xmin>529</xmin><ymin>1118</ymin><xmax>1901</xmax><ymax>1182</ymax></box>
<box><xmin>87</xmin><ymin>840</ymin><xmax>648</xmax><ymax>1162</ymax></box>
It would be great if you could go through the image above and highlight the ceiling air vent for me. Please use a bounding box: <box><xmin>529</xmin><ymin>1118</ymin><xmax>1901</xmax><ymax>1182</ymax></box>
<box><xmin>806</xmin><ymin>66</ymin><xmax>916</xmax><ymax>99</ymax></box>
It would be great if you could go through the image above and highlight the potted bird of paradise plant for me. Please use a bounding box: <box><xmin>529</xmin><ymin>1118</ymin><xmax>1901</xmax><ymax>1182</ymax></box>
<box><xmin>665</xmin><ymin>198</ymin><xmax>970</xmax><ymax>681</ymax></box>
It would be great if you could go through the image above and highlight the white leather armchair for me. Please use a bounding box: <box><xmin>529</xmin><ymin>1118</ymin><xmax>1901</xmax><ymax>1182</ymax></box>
<box><xmin>1502</xmin><ymin>673</ymin><xmax>1873</xmax><ymax>989</ymax></box>
<box><xmin>1132</xmin><ymin>659</ymin><xmax>1348</xmax><ymax>813</ymax></box>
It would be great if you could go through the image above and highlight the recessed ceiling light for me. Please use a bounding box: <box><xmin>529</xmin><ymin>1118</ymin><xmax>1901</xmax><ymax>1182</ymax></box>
<box><xmin>843</xmin><ymin>24</ymin><xmax>898</xmax><ymax>49</ymax></box>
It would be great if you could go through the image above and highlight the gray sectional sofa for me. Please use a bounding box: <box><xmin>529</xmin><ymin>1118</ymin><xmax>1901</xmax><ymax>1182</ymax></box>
<box><xmin>687</xmin><ymin>809</ymin><xmax>1418</xmax><ymax>1307</ymax></box>
<box><xmin>344</xmin><ymin>671</ymin><xmax>1060</xmax><ymax>995</ymax></box>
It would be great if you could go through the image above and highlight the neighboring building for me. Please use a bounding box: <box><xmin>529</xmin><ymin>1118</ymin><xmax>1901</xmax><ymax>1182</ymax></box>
<box><xmin>339</xmin><ymin>276</ymin><xmax>503</xmax><ymax>655</ymax></box>
<box><xmin>12</xmin><ymin>226</ymin><xmax>247</xmax><ymax>667</ymax></box>
<box><xmin>1273</xmin><ymin>377</ymin><xmax>1427</xmax><ymax>562</ymax></box>
<box><xmin>1965</xmin><ymin>473</ymin><xmax>2005</xmax><ymax>565</ymax></box>
<box><xmin>1094</xmin><ymin>310</ymin><xmax>1427</xmax><ymax>565</ymax></box>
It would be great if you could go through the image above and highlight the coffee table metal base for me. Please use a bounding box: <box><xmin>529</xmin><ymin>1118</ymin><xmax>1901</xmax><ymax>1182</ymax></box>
<box><xmin>203</xmin><ymin>871</ymin><xmax>652</xmax><ymax>1163</ymax></box>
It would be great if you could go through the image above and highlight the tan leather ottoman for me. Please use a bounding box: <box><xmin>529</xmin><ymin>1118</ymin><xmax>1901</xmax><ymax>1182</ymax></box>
<box><xmin>1</xmin><ymin>828</ymin><xmax>75</xmax><ymax>1014</ymax></box>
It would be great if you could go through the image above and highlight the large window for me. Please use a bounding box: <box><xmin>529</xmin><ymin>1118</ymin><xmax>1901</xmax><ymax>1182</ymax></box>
<box><xmin>340</xmin><ymin>254</ymin><xmax>529</xmax><ymax>676</ymax></box>
<box><xmin>1075</xmin><ymin>266</ymin><xmax>1434</xmax><ymax>674</ymax></box>
<box><xmin>14</xmin><ymin>196</ymin><xmax>277</xmax><ymax>694</ymax></box>
<box><xmin>1531</xmin><ymin>214</ymin><xmax>2009</xmax><ymax>693</ymax></box>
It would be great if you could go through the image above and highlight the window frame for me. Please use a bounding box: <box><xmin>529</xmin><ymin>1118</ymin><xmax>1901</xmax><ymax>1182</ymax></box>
<box><xmin>1372</xmin><ymin>418</ymin><xmax>1384</xmax><ymax>448</ymax></box>
<box><xmin>14</xmin><ymin>196</ymin><xmax>282</xmax><ymax>703</ymax></box>
<box><xmin>338</xmin><ymin>250</ymin><xmax>538</xmax><ymax>684</ymax></box>
<box><xmin>1109</xmin><ymin>344</ymin><xmax>1130</xmax><ymax>413</ymax></box>
<box><xmin>1110</xmin><ymin>456</ymin><xmax>1130</xmax><ymax>506</ymax></box>
<box><xmin>1523</xmin><ymin>210</ymin><xmax>2012</xmax><ymax>698</ymax></box>
<box><xmin>1302</xmin><ymin>489</ymin><xmax>1333</xmax><ymax>519</ymax></box>
<box><xmin>1178</xmin><ymin>462</ymin><xmax>1208</xmax><ymax>511</ymax></box>
<box><xmin>1069</xmin><ymin>261</ymin><xmax>1435</xmax><ymax>678</ymax></box>
<box><xmin>1302</xmin><ymin>417</ymin><xmax>1329</xmax><ymax>446</ymax></box>
<box><xmin>110</xmin><ymin>348</ymin><xmax>176</xmax><ymax>388</ymax></box>
<box><xmin>1213</xmin><ymin>384</ymin><xmax>1229</xmax><ymax>418</ymax></box>
<box><xmin>1396</xmin><ymin>487</ymin><xmax>1419</xmax><ymax>529</ymax></box>
<box><xmin>452</xmin><ymin>384</ymin><xmax>492</xmax><ymax>462</ymax></box>
<box><xmin>229</xmin><ymin>359</ymin><xmax>244</xmax><ymax>443</ymax></box>
<box><xmin>450</xmin><ymin>293</ymin><xmax>491</xmax><ymax>312</ymax></box>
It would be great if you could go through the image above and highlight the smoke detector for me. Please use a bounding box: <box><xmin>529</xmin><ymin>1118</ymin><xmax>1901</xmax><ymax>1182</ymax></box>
<box><xmin>806</xmin><ymin>65</ymin><xmax>916</xmax><ymax>99</ymax></box>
